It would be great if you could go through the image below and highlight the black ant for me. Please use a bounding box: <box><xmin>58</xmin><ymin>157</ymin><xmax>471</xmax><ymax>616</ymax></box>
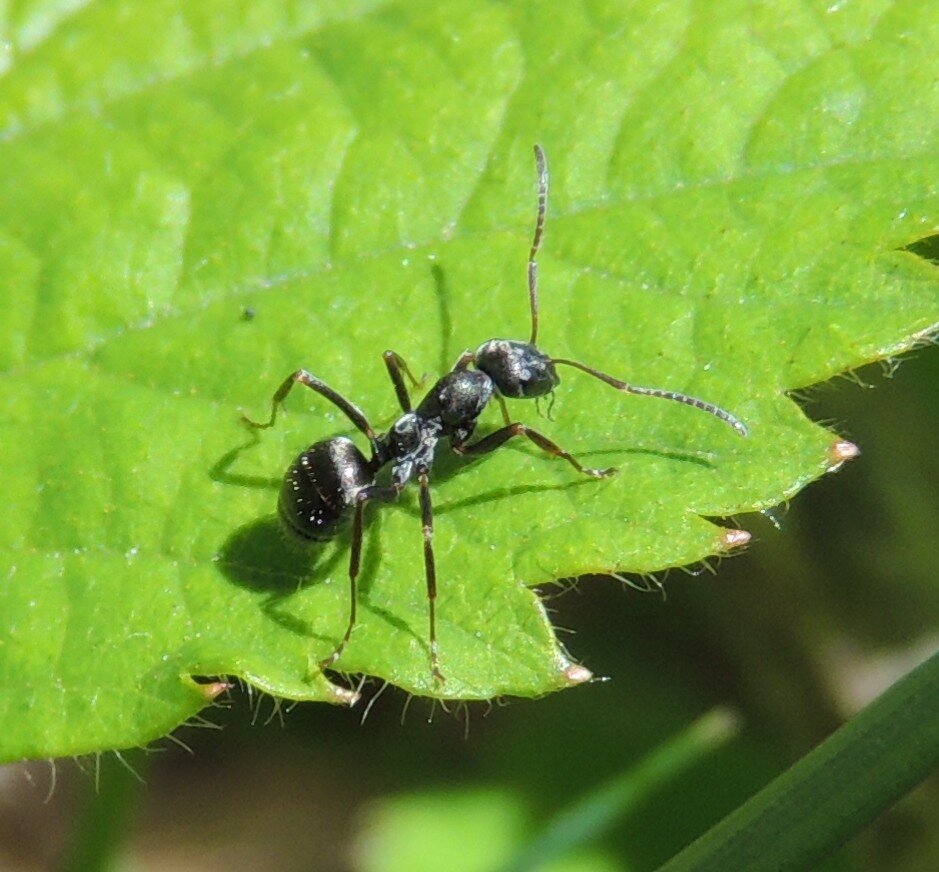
<box><xmin>243</xmin><ymin>145</ymin><xmax>747</xmax><ymax>685</ymax></box>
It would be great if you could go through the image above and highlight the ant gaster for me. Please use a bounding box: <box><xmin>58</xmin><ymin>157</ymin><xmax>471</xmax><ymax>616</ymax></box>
<box><xmin>243</xmin><ymin>145</ymin><xmax>747</xmax><ymax>685</ymax></box>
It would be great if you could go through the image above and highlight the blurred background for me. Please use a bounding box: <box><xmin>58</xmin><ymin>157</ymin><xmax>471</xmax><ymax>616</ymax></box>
<box><xmin>1</xmin><ymin>336</ymin><xmax>936</xmax><ymax>871</ymax></box>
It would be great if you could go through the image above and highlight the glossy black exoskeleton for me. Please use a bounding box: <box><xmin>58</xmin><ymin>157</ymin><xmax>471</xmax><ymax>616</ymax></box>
<box><xmin>243</xmin><ymin>145</ymin><xmax>747</xmax><ymax>685</ymax></box>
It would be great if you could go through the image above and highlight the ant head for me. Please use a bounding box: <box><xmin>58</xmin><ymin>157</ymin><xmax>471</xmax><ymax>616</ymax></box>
<box><xmin>474</xmin><ymin>339</ymin><xmax>559</xmax><ymax>399</ymax></box>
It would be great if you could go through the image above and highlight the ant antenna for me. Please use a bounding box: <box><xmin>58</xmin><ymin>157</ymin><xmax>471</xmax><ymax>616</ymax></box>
<box><xmin>529</xmin><ymin>144</ymin><xmax>548</xmax><ymax>346</ymax></box>
<box><xmin>551</xmin><ymin>358</ymin><xmax>749</xmax><ymax>437</ymax></box>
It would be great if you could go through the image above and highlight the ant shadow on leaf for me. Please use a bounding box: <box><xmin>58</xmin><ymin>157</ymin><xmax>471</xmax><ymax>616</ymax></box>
<box><xmin>210</xmin><ymin>432</ymin><xmax>333</xmax><ymax>594</ymax></box>
<box><xmin>208</xmin><ymin>425</ymin><xmax>717</xmax><ymax>656</ymax></box>
<box><xmin>209</xmin><ymin>431</ymin><xmax>421</xmax><ymax>646</ymax></box>
<box><xmin>408</xmin><ymin>441</ymin><xmax>717</xmax><ymax>519</ymax></box>
<box><xmin>210</xmin><ymin>416</ymin><xmax>718</xmax><ymax>544</ymax></box>
<box><xmin>200</xmin><ymin>146</ymin><xmax>747</xmax><ymax>682</ymax></box>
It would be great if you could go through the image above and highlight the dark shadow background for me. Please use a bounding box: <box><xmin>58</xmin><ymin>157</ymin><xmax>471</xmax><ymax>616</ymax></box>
<box><xmin>2</xmin><ymin>349</ymin><xmax>937</xmax><ymax>872</ymax></box>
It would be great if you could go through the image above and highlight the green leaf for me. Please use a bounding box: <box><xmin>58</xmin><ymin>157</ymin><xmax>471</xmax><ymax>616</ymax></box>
<box><xmin>502</xmin><ymin>709</ymin><xmax>740</xmax><ymax>872</ymax></box>
<box><xmin>351</xmin><ymin>708</ymin><xmax>740</xmax><ymax>872</ymax></box>
<box><xmin>1</xmin><ymin>0</ymin><xmax>937</xmax><ymax>760</ymax></box>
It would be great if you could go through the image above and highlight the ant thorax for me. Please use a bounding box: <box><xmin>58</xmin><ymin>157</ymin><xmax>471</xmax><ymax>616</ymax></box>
<box><xmin>416</xmin><ymin>370</ymin><xmax>494</xmax><ymax>442</ymax></box>
<box><xmin>384</xmin><ymin>412</ymin><xmax>442</xmax><ymax>488</ymax></box>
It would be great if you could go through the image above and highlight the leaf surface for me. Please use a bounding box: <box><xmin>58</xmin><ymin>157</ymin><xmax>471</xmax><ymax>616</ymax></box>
<box><xmin>1</xmin><ymin>0</ymin><xmax>937</xmax><ymax>760</ymax></box>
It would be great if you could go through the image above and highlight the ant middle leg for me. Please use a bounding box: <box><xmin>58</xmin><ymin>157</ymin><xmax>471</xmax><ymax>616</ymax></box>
<box><xmin>319</xmin><ymin>484</ymin><xmax>401</xmax><ymax>673</ymax></box>
<box><xmin>455</xmin><ymin>423</ymin><xmax>616</xmax><ymax>479</ymax></box>
<box><xmin>242</xmin><ymin>369</ymin><xmax>377</xmax><ymax>442</ymax></box>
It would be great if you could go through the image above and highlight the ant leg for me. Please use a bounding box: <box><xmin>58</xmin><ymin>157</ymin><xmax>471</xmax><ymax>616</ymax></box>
<box><xmin>319</xmin><ymin>484</ymin><xmax>400</xmax><ymax>673</ymax></box>
<box><xmin>382</xmin><ymin>350</ymin><xmax>422</xmax><ymax>413</ymax></box>
<box><xmin>418</xmin><ymin>470</ymin><xmax>445</xmax><ymax>684</ymax></box>
<box><xmin>455</xmin><ymin>423</ymin><xmax>615</xmax><ymax>478</ymax></box>
<box><xmin>242</xmin><ymin>370</ymin><xmax>377</xmax><ymax>441</ymax></box>
<box><xmin>452</xmin><ymin>350</ymin><xmax>475</xmax><ymax>371</ymax></box>
<box><xmin>318</xmin><ymin>498</ymin><xmax>367</xmax><ymax>673</ymax></box>
<box><xmin>495</xmin><ymin>392</ymin><xmax>512</xmax><ymax>425</ymax></box>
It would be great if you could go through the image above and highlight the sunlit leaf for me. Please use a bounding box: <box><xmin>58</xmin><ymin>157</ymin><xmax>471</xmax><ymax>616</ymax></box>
<box><xmin>1</xmin><ymin>0</ymin><xmax>937</xmax><ymax>760</ymax></box>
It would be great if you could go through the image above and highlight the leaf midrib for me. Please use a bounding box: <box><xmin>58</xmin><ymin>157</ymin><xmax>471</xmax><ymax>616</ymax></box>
<box><xmin>1</xmin><ymin>148</ymin><xmax>932</xmax><ymax>388</ymax></box>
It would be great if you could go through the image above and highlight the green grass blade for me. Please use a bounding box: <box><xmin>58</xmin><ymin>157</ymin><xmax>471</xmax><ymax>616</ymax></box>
<box><xmin>660</xmin><ymin>650</ymin><xmax>939</xmax><ymax>872</ymax></box>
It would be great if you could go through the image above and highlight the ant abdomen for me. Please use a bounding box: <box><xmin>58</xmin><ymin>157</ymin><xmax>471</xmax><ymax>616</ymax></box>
<box><xmin>279</xmin><ymin>437</ymin><xmax>374</xmax><ymax>542</ymax></box>
<box><xmin>474</xmin><ymin>339</ymin><xmax>559</xmax><ymax>399</ymax></box>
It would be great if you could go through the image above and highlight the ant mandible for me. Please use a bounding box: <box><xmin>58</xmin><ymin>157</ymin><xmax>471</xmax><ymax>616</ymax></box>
<box><xmin>243</xmin><ymin>145</ymin><xmax>748</xmax><ymax>685</ymax></box>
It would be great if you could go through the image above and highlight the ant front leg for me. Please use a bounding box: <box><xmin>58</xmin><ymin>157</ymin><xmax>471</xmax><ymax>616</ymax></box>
<box><xmin>319</xmin><ymin>484</ymin><xmax>400</xmax><ymax>673</ymax></box>
<box><xmin>455</xmin><ymin>423</ymin><xmax>616</xmax><ymax>479</ymax></box>
<box><xmin>242</xmin><ymin>369</ymin><xmax>378</xmax><ymax>443</ymax></box>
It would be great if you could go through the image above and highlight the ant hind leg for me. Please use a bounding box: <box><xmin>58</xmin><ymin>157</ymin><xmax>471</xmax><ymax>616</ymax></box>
<box><xmin>319</xmin><ymin>484</ymin><xmax>400</xmax><ymax>674</ymax></box>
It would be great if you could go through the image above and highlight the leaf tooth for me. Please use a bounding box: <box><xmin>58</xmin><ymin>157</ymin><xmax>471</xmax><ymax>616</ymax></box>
<box><xmin>826</xmin><ymin>439</ymin><xmax>860</xmax><ymax>471</ymax></box>
<box><xmin>717</xmin><ymin>527</ymin><xmax>751</xmax><ymax>552</ymax></box>
<box><xmin>326</xmin><ymin>682</ymin><xmax>361</xmax><ymax>707</ymax></box>
<box><xmin>561</xmin><ymin>664</ymin><xmax>594</xmax><ymax>686</ymax></box>
<box><xmin>195</xmin><ymin>680</ymin><xmax>234</xmax><ymax>702</ymax></box>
